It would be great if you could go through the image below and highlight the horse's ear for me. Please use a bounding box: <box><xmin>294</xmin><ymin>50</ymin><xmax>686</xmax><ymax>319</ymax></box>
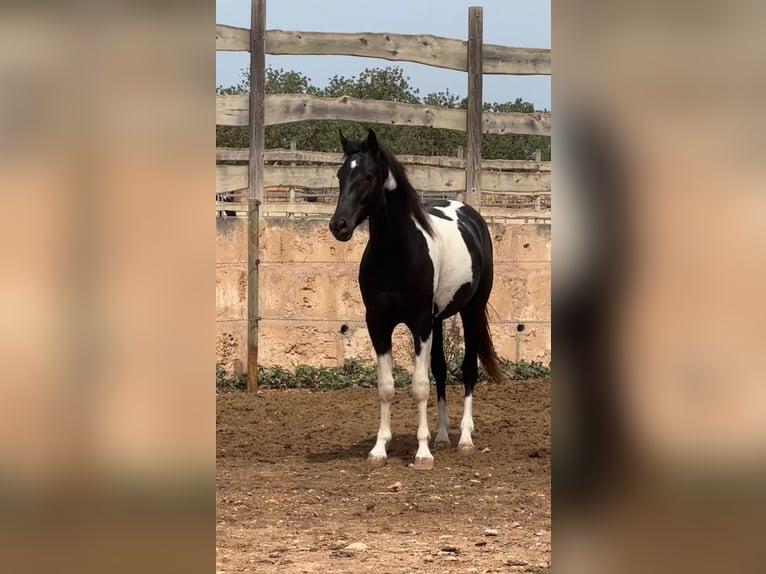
<box><xmin>367</xmin><ymin>128</ymin><xmax>379</xmax><ymax>155</ymax></box>
<box><xmin>339</xmin><ymin>130</ymin><xmax>352</xmax><ymax>155</ymax></box>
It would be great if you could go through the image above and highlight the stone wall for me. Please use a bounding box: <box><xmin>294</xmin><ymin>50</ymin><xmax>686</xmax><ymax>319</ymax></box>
<box><xmin>216</xmin><ymin>217</ymin><xmax>550</xmax><ymax>374</ymax></box>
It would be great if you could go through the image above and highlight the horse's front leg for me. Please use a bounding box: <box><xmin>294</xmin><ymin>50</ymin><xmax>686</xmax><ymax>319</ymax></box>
<box><xmin>368</xmin><ymin>323</ymin><xmax>394</xmax><ymax>467</ymax></box>
<box><xmin>411</xmin><ymin>319</ymin><xmax>434</xmax><ymax>470</ymax></box>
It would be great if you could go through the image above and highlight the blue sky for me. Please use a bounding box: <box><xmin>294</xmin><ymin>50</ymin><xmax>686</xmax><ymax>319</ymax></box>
<box><xmin>216</xmin><ymin>0</ymin><xmax>551</xmax><ymax>111</ymax></box>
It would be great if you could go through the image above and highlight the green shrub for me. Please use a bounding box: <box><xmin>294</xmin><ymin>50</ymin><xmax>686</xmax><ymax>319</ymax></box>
<box><xmin>504</xmin><ymin>358</ymin><xmax>551</xmax><ymax>380</ymax></box>
<box><xmin>440</xmin><ymin>317</ymin><xmax>551</xmax><ymax>382</ymax></box>
<box><xmin>216</xmin><ymin>353</ymin><xmax>550</xmax><ymax>392</ymax></box>
<box><xmin>256</xmin><ymin>358</ymin><xmax>410</xmax><ymax>391</ymax></box>
<box><xmin>216</xmin><ymin>363</ymin><xmax>247</xmax><ymax>392</ymax></box>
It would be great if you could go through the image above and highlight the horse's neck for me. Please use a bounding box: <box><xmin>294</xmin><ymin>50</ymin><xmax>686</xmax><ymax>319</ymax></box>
<box><xmin>367</xmin><ymin>190</ymin><xmax>417</xmax><ymax>251</ymax></box>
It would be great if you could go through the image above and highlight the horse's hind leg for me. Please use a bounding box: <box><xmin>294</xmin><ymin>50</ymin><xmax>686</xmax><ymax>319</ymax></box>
<box><xmin>458</xmin><ymin>306</ymin><xmax>482</xmax><ymax>452</ymax></box>
<box><xmin>431</xmin><ymin>320</ymin><xmax>451</xmax><ymax>448</ymax></box>
<box><xmin>457</xmin><ymin>261</ymin><xmax>495</xmax><ymax>452</ymax></box>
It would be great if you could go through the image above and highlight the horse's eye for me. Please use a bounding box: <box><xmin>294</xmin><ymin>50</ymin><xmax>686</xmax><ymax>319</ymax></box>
<box><xmin>364</xmin><ymin>173</ymin><xmax>373</xmax><ymax>181</ymax></box>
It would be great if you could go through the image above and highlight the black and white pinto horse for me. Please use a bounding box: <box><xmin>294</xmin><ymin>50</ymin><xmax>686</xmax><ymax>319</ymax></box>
<box><xmin>330</xmin><ymin>129</ymin><xmax>502</xmax><ymax>470</ymax></box>
<box><xmin>216</xmin><ymin>192</ymin><xmax>236</xmax><ymax>218</ymax></box>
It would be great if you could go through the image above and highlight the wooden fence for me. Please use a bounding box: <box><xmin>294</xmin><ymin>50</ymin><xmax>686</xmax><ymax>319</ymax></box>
<box><xmin>216</xmin><ymin>93</ymin><xmax>550</xmax><ymax>134</ymax></box>
<box><xmin>217</xmin><ymin>27</ymin><xmax>551</xmax><ymax>75</ymax></box>
<box><xmin>216</xmin><ymin>147</ymin><xmax>551</xmax><ymax>221</ymax></box>
<box><xmin>215</xmin><ymin>0</ymin><xmax>551</xmax><ymax>388</ymax></box>
<box><xmin>214</xmin><ymin>7</ymin><xmax>552</xmax><ymax>219</ymax></box>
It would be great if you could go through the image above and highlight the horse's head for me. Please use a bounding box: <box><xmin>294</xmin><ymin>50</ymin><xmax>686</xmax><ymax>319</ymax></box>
<box><xmin>329</xmin><ymin>128</ymin><xmax>394</xmax><ymax>242</ymax></box>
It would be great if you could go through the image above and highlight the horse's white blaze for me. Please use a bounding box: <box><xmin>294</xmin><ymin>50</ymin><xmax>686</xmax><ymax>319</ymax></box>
<box><xmin>458</xmin><ymin>394</ymin><xmax>475</xmax><ymax>448</ymax></box>
<box><xmin>412</xmin><ymin>335</ymin><xmax>433</xmax><ymax>461</ymax></box>
<box><xmin>383</xmin><ymin>169</ymin><xmax>397</xmax><ymax>191</ymax></box>
<box><xmin>349</xmin><ymin>159</ymin><xmax>358</xmax><ymax>170</ymax></box>
<box><xmin>369</xmin><ymin>352</ymin><xmax>394</xmax><ymax>459</ymax></box>
<box><xmin>434</xmin><ymin>397</ymin><xmax>450</xmax><ymax>445</ymax></box>
<box><xmin>413</xmin><ymin>201</ymin><xmax>474</xmax><ymax>315</ymax></box>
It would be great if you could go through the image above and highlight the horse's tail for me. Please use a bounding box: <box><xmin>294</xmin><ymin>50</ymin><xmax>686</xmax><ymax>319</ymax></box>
<box><xmin>476</xmin><ymin>305</ymin><xmax>503</xmax><ymax>383</ymax></box>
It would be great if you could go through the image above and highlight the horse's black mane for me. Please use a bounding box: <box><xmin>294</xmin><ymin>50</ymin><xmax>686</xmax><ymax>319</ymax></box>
<box><xmin>355</xmin><ymin>140</ymin><xmax>434</xmax><ymax>237</ymax></box>
<box><xmin>381</xmin><ymin>146</ymin><xmax>434</xmax><ymax>237</ymax></box>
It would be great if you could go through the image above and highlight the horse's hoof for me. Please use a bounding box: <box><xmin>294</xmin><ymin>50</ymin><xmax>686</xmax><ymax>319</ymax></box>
<box><xmin>367</xmin><ymin>455</ymin><xmax>387</xmax><ymax>468</ymax></box>
<box><xmin>413</xmin><ymin>457</ymin><xmax>434</xmax><ymax>471</ymax></box>
<box><xmin>433</xmin><ymin>438</ymin><xmax>452</xmax><ymax>449</ymax></box>
<box><xmin>457</xmin><ymin>443</ymin><xmax>475</xmax><ymax>455</ymax></box>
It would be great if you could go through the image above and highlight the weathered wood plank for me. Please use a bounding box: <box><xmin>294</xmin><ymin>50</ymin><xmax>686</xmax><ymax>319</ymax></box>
<box><xmin>266</xmin><ymin>29</ymin><xmax>466</xmax><ymax>71</ymax></box>
<box><xmin>217</xmin><ymin>202</ymin><xmax>550</xmax><ymax>220</ymax></box>
<box><xmin>483</xmin><ymin>44</ymin><xmax>551</xmax><ymax>75</ymax></box>
<box><xmin>481</xmin><ymin>206</ymin><xmax>551</xmax><ymax>220</ymax></box>
<box><xmin>263</xmin><ymin>204</ymin><xmax>335</xmax><ymax>216</ymax></box>
<box><xmin>216</xmin><ymin>24</ymin><xmax>249</xmax><ymax>51</ymax></box>
<box><xmin>247</xmin><ymin>0</ymin><xmax>266</xmax><ymax>391</ymax></box>
<box><xmin>465</xmin><ymin>6</ymin><xmax>483</xmax><ymax>206</ymax></box>
<box><xmin>267</xmin><ymin>204</ymin><xmax>550</xmax><ymax>219</ymax></box>
<box><xmin>217</xmin><ymin>94</ymin><xmax>551</xmax><ymax>136</ymax></box>
<box><xmin>217</xmin><ymin>148</ymin><xmax>345</xmax><ymax>163</ymax></box>
<box><xmin>217</xmin><ymin>164</ymin><xmax>550</xmax><ymax>194</ymax></box>
<box><xmin>218</xmin><ymin>147</ymin><xmax>551</xmax><ymax>171</ymax></box>
<box><xmin>267</xmin><ymin>149</ymin><xmax>342</xmax><ymax>164</ymax></box>
<box><xmin>217</xmin><ymin>202</ymin><xmax>248</xmax><ymax>212</ymax></box>
<box><xmin>216</xmin><ymin>25</ymin><xmax>551</xmax><ymax>75</ymax></box>
<box><xmin>217</xmin><ymin>165</ymin><xmax>248</xmax><ymax>193</ymax></box>
<box><xmin>217</xmin><ymin>95</ymin><xmax>249</xmax><ymax>125</ymax></box>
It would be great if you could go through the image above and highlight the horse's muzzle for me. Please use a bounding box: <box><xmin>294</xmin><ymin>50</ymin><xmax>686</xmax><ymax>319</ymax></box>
<box><xmin>329</xmin><ymin>216</ymin><xmax>353</xmax><ymax>242</ymax></box>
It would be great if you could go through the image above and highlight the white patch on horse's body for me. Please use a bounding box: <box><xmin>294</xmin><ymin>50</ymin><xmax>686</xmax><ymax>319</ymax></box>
<box><xmin>434</xmin><ymin>397</ymin><xmax>450</xmax><ymax>446</ymax></box>
<box><xmin>369</xmin><ymin>352</ymin><xmax>394</xmax><ymax>461</ymax></box>
<box><xmin>458</xmin><ymin>394</ymin><xmax>474</xmax><ymax>448</ymax></box>
<box><xmin>349</xmin><ymin>159</ymin><xmax>358</xmax><ymax>170</ymax></box>
<box><xmin>383</xmin><ymin>169</ymin><xmax>397</xmax><ymax>191</ymax></box>
<box><xmin>412</xmin><ymin>334</ymin><xmax>433</xmax><ymax>463</ymax></box>
<box><xmin>413</xmin><ymin>201</ymin><xmax>474</xmax><ymax>316</ymax></box>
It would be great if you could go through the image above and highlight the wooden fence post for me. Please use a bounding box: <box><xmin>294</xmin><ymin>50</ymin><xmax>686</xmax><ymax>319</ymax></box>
<box><xmin>247</xmin><ymin>0</ymin><xmax>266</xmax><ymax>392</ymax></box>
<box><xmin>466</xmin><ymin>7</ymin><xmax>483</xmax><ymax>208</ymax></box>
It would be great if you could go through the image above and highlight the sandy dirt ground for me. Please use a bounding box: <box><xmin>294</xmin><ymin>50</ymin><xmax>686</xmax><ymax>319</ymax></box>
<box><xmin>217</xmin><ymin>378</ymin><xmax>550</xmax><ymax>573</ymax></box>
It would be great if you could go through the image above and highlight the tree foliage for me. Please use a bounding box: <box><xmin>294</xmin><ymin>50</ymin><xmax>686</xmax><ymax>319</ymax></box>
<box><xmin>216</xmin><ymin>65</ymin><xmax>550</xmax><ymax>160</ymax></box>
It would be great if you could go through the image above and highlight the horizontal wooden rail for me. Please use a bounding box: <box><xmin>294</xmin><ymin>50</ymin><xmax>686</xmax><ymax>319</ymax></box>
<box><xmin>217</xmin><ymin>202</ymin><xmax>550</xmax><ymax>220</ymax></box>
<box><xmin>216</xmin><ymin>25</ymin><xmax>551</xmax><ymax>75</ymax></box>
<box><xmin>216</xmin><ymin>164</ymin><xmax>550</xmax><ymax>194</ymax></box>
<box><xmin>217</xmin><ymin>94</ymin><xmax>551</xmax><ymax>136</ymax></box>
<box><xmin>479</xmin><ymin>206</ymin><xmax>550</xmax><ymax>220</ymax></box>
<box><xmin>216</xmin><ymin>147</ymin><xmax>551</xmax><ymax>172</ymax></box>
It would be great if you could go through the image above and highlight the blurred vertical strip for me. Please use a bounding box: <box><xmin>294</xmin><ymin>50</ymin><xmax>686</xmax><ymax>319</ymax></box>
<box><xmin>554</xmin><ymin>1</ymin><xmax>766</xmax><ymax>573</ymax></box>
<box><xmin>0</xmin><ymin>1</ymin><xmax>214</xmax><ymax>574</ymax></box>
